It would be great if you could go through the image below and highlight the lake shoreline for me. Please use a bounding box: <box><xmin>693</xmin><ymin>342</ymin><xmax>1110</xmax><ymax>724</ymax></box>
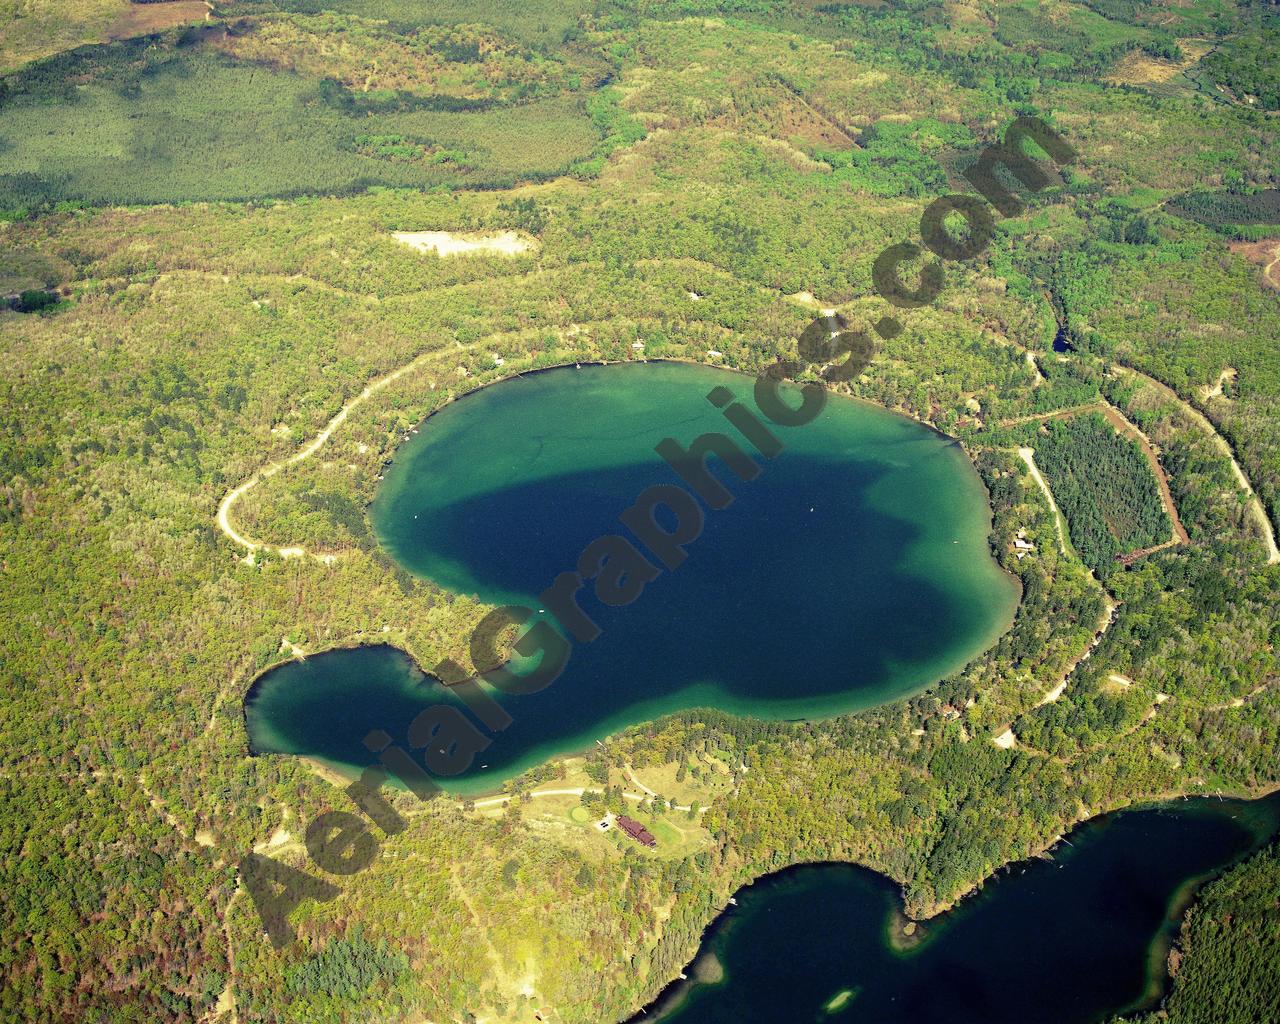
<box><xmin>621</xmin><ymin>789</ymin><xmax>1280</xmax><ymax>1024</ymax></box>
<box><xmin>244</xmin><ymin>359</ymin><xmax>1021</xmax><ymax>794</ymax></box>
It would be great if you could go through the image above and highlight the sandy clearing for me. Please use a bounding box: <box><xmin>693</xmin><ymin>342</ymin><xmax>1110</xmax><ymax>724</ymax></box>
<box><xmin>786</xmin><ymin>290</ymin><xmax>839</xmax><ymax>315</ymax></box>
<box><xmin>252</xmin><ymin>827</ymin><xmax>293</xmax><ymax>855</ymax></box>
<box><xmin>392</xmin><ymin>230</ymin><xmax>538</xmax><ymax>258</ymax></box>
<box><xmin>280</xmin><ymin>638</ymin><xmax>307</xmax><ymax>660</ymax></box>
<box><xmin>1026</xmin><ymin>349</ymin><xmax>1045</xmax><ymax>385</ymax></box>
<box><xmin>1229</xmin><ymin>239</ymin><xmax>1280</xmax><ymax>292</ymax></box>
<box><xmin>992</xmin><ymin>728</ymin><xmax>1017</xmax><ymax>749</ymax></box>
<box><xmin>1202</xmin><ymin>366</ymin><xmax>1238</xmax><ymax>400</ymax></box>
<box><xmin>210</xmin><ymin>982</ymin><xmax>235</xmax><ymax>1023</ymax></box>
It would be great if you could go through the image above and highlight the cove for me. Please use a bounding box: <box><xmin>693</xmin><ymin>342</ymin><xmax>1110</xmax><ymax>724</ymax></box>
<box><xmin>632</xmin><ymin>791</ymin><xmax>1280</xmax><ymax>1024</ymax></box>
<box><xmin>245</xmin><ymin>362</ymin><xmax>1019</xmax><ymax>791</ymax></box>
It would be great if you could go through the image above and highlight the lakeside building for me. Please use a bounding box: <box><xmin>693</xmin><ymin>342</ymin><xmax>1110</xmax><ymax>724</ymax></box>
<box><xmin>616</xmin><ymin>815</ymin><xmax>657</xmax><ymax>848</ymax></box>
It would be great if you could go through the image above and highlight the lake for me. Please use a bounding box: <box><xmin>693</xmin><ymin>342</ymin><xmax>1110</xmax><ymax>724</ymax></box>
<box><xmin>630</xmin><ymin>791</ymin><xmax>1280</xmax><ymax>1024</ymax></box>
<box><xmin>244</xmin><ymin>362</ymin><xmax>1019</xmax><ymax>791</ymax></box>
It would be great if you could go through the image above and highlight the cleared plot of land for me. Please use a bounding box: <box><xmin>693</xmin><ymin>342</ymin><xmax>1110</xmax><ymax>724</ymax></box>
<box><xmin>1103</xmin><ymin>38</ymin><xmax>1212</xmax><ymax>95</ymax></box>
<box><xmin>1</xmin><ymin>0</ymin><xmax>208</xmax><ymax>71</ymax></box>
<box><xmin>1201</xmin><ymin>366</ymin><xmax>1240</xmax><ymax>400</ymax></box>
<box><xmin>106</xmin><ymin>1</ymin><xmax>207</xmax><ymax>40</ymax></box>
<box><xmin>1229</xmin><ymin>239</ymin><xmax>1280</xmax><ymax>292</ymax></box>
<box><xmin>392</xmin><ymin>230</ymin><xmax>538</xmax><ymax>258</ymax></box>
<box><xmin>0</xmin><ymin>0</ymin><xmax>128</xmax><ymax>73</ymax></box>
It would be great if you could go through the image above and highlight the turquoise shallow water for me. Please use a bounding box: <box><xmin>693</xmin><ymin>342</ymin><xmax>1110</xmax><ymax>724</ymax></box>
<box><xmin>245</xmin><ymin>362</ymin><xmax>1019</xmax><ymax>791</ymax></box>
<box><xmin>630</xmin><ymin>791</ymin><xmax>1280</xmax><ymax>1024</ymax></box>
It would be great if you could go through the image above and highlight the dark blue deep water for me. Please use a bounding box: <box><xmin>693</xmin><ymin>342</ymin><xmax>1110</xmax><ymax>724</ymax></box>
<box><xmin>245</xmin><ymin>362</ymin><xmax>1017</xmax><ymax>791</ymax></box>
<box><xmin>635</xmin><ymin>792</ymin><xmax>1280</xmax><ymax>1024</ymax></box>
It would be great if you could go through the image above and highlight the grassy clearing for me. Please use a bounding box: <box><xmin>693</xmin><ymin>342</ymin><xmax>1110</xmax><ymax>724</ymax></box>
<box><xmin>0</xmin><ymin>239</ymin><xmax>72</xmax><ymax>293</ymax></box>
<box><xmin>629</xmin><ymin>758</ymin><xmax>733</xmax><ymax>810</ymax></box>
<box><xmin>107</xmin><ymin>1</ymin><xmax>208</xmax><ymax>39</ymax></box>
<box><xmin>0</xmin><ymin>0</ymin><xmax>129</xmax><ymax>73</ymax></box>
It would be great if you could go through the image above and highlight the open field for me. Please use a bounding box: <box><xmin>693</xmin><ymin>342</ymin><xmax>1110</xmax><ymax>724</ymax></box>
<box><xmin>392</xmin><ymin>230</ymin><xmax>538</xmax><ymax>258</ymax></box>
<box><xmin>1229</xmin><ymin>238</ymin><xmax>1280</xmax><ymax>291</ymax></box>
<box><xmin>0</xmin><ymin>0</ymin><xmax>129</xmax><ymax>73</ymax></box>
<box><xmin>107</xmin><ymin>0</ymin><xmax>208</xmax><ymax>39</ymax></box>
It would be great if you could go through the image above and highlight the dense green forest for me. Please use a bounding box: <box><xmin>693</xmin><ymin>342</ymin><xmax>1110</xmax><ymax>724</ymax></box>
<box><xmin>1031</xmin><ymin>412</ymin><xmax>1171</xmax><ymax>574</ymax></box>
<box><xmin>1</xmin><ymin>0</ymin><xmax>1278</xmax><ymax>1022</ymax></box>
<box><xmin>1122</xmin><ymin>840</ymin><xmax>1280</xmax><ymax>1024</ymax></box>
<box><xmin>1167</xmin><ymin>187</ymin><xmax>1280</xmax><ymax>227</ymax></box>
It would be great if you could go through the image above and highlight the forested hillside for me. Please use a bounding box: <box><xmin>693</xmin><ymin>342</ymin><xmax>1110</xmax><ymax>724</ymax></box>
<box><xmin>1</xmin><ymin>1</ymin><xmax>1278</xmax><ymax>1022</ymax></box>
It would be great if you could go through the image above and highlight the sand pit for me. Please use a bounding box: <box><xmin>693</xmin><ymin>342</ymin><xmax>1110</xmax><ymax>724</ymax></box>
<box><xmin>392</xmin><ymin>230</ymin><xmax>538</xmax><ymax>258</ymax></box>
